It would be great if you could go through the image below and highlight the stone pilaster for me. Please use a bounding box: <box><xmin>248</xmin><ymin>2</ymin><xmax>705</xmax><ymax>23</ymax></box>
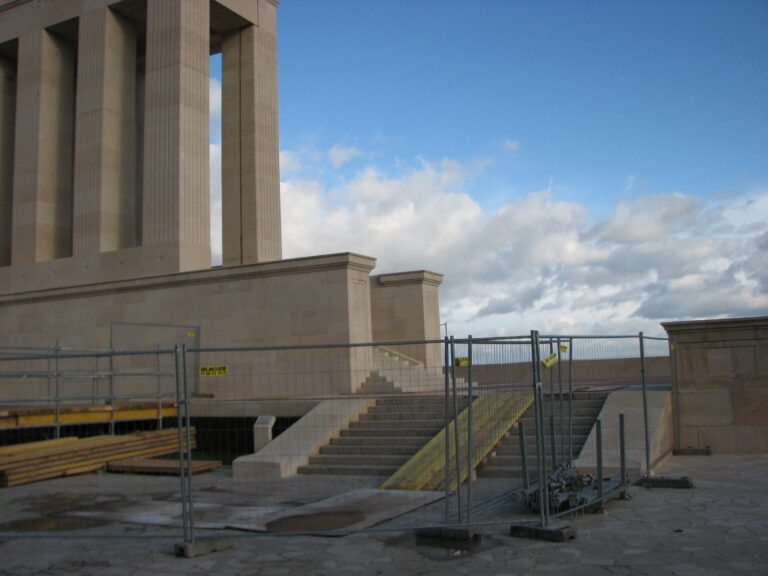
<box><xmin>142</xmin><ymin>0</ymin><xmax>210</xmax><ymax>272</ymax></box>
<box><xmin>0</xmin><ymin>54</ymin><xmax>15</xmax><ymax>266</ymax></box>
<box><xmin>222</xmin><ymin>2</ymin><xmax>281</xmax><ymax>266</ymax></box>
<box><xmin>73</xmin><ymin>8</ymin><xmax>137</xmax><ymax>256</ymax></box>
<box><xmin>12</xmin><ymin>28</ymin><xmax>75</xmax><ymax>264</ymax></box>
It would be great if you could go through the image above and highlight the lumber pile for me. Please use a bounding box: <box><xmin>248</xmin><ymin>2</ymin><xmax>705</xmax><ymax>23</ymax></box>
<box><xmin>0</xmin><ymin>402</ymin><xmax>177</xmax><ymax>429</ymax></box>
<box><xmin>0</xmin><ymin>428</ymin><xmax>195</xmax><ymax>487</ymax></box>
<box><xmin>107</xmin><ymin>457</ymin><xmax>221</xmax><ymax>476</ymax></box>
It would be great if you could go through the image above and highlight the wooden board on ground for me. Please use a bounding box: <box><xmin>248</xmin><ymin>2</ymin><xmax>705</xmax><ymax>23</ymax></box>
<box><xmin>0</xmin><ymin>428</ymin><xmax>195</xmax><ymax>487</ymax></box>
<box><xmin>107</xmin><ymin>458</ymin><xmax>221</xmax><ymax>476</ymax></box>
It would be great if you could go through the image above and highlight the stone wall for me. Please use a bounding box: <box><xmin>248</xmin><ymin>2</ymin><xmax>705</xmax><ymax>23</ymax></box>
<box><xmin>663</xmin><ymin>316</ymin><xmax>768</xmax><ymax>453</ymax></box>
<box><xmin>0</xmin><ymin>253</ymin><xmax>378</xmax><ymax>400</ymax></box>
<box><xmin>455</xmin><ymin>356</ymin><xmax>671</xmax><ymax>388</ymax></box>
<box><xmin>370</xmin><ymin>271</ymin><xmax>443</xmax><ymax>368</ymax></box>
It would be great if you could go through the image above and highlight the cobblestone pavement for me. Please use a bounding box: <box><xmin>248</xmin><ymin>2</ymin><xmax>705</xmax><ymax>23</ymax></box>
<box><xmin>0</xmin><ymin>454</ymin><xmax>766</xmax><ymax>575</ymax></box>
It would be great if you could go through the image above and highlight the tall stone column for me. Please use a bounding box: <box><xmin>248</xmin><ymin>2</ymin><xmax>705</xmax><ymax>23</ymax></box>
<box><xmin>11</xmin><ymin>29</ymin><xmax>75</xmax><ymax>264</ymax></box>
<box><xmin>142</xmin><ymin>0</ymin><xmax>210</xmax><ymax>272</ymax></box>
<box><xmin>73</xmin><ymin>8</ymin><xmax>137</xmax><ymax>256</ymax></box>
<box><xmin>0</xmin><ymin>55</ymin><xmax>15</xmax><ymax>267</ymax></box>
<box><xmin>221</xmin><ymin>1</ymin><xmax>281</xmax><ymax>266</ymax></box>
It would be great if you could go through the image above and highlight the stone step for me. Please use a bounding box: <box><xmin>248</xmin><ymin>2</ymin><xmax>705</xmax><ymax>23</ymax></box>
<box><xmin>366</xmin><ymin>405</ymin><xmax>465</xmax><ymax>417</ymax></box>
<box><xmin>329</xmin><ymin>436</ymin><xmax>427</xmax><ymax>448</ymax></box>
<box><xmin>320</xmin><ymin>444</ymin><xmax>419</xmax><ymax>456</ymax></box>
<box><xmin>340</xmin><ymin>427</ymin><xmax>437</xmax><ymax>438</ymax></box>
<box><xmin>307</xmin><ymin>454</ymin><xmax>409</xmax><ymax>467</ymax></box>
<box><xmin>297</xmin><ymin>464</ymin><xmax>395</xmax><ymax>476</ymax></box>
<box><xmin>359</xmin><ymin>411</ymin><xmax>446</xmax><ymax>422</ymax></box>
<box><xmin>348</xmin><ymin>420</ymin><xmax>442</xmax><ymax>431</ymax></box>
<box><xmin>373</xmin><ymin>396</ymin><xmax>467</xmax><ymax>407</ymax></box>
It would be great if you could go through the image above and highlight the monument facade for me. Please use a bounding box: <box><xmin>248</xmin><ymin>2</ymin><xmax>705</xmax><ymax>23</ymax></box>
<box><xmin>0</xmin><ymin>0</ymin><xmax>444</xmax><ymax>401</ymax></box>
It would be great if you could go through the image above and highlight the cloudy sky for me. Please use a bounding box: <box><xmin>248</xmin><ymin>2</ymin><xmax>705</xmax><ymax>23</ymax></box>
<box><xmin>210</xmin><ymin>0</ymin><xmax>768</xmax><ymax>337</ymax></box>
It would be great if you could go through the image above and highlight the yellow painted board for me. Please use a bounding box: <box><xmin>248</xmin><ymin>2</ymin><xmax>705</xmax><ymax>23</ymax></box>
<box><xmin>381</xmin><ymin>392</ymin><xmax>534</xmax><ymax>491</ymax></box>
<box><xmin>0</xmin><ymin>437</ymin><xmax>80</xmax><ymax>457</ymax></box>
<box><xmin>1</xmin><ymin>441</ymin><xmax>196</xmax><ymax>486</ymax></box>
<box><xmin>0</xmin><ymin>429</ymin><xmax>192</xmax><ymax>468</ymax></box>
<box><xmin>14</xmin><ymin>407</ymin><xmax>176</xmax><ymax>427</ymax></box>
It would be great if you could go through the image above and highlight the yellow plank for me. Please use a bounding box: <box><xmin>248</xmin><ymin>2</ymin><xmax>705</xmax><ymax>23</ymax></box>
<box><xmin>0</xmin><ymin>437</ymin><xmax>80</xmax><ymax>457</ymax></box>
<box><xmin>381</xmin><ymin>392</ymin><xmax>533</xmax><ymax>491</ymax></box>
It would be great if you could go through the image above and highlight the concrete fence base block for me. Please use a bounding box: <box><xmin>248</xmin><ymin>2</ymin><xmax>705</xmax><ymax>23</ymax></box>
<box><xmin>415</xmin><ymin>526</ymin><xmax>481</xmax><ymax>542</ymax></box>
<box><xmin>509</xmin><ymin>524</ymin><xmax>577</xmax><ymax>542</ymax></box>
<box><xmin>639</xmin><ymin>476</ymin><xmax>694</xmax><ymax>489</ymax></box>
<box><xmin>174</xmin><ymin>538</ymin><xmax>233</xmax><ymax>558</ymax></box>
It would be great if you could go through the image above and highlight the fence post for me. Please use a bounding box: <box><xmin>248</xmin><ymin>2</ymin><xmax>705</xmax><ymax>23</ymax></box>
<box><xmin>449</xmin><ymin>337</ymin><xmax>462</xmax><ymax>523</ymax></box>
<box><xmin>519</xmin><ymin>421</ymin><xmax>529</xmax><ymax>490</ymax></box>
<box><xmin>443</xmin><ymin>337</ymin><xmax>451</xmax><ymax>523</ymax></box>
<box><xmin>556</xmin><ymin>338</ymin><xmax>564</xmax><ymax>467</ymax></box>
<box><xmin>567</xmin><ymin>337</ymin><xmax>574</xmax><ymax>466</ymax></box>
<box><xmin>156</xmin><ymin>345</ymin><xmax>163</xmax><ymax>430</ymax></box>
<box><xmin>639</xmin><ymin>332</ymin><xmax>651</xmax><ymax>480</ymax></box>
<box><xmin>174</xmin><ymin>345</ymin><xmax>190</xmax><ymax>543</ymax></box>
<box><xmin>182</xmin><ymin>345</ymin><xmax>195</xmax><ymax>543</ymax></box>
<box><xmin>531</xmin><ymin>330</ymin><xmax>549</xmax><ymax>526</ymax></box>
<box><xmin>53</xmin><ymin>343</ymin><xmax>61</xmax><ymax>440</ymax></box>
<box><xmin>466</xmin><ymin>335</ymin><xmax>473</xmax><ymax>522</ymax></box>
<box><xmin>596</xmin><ymin>418</ymin><xmax>604</xmax><ymax>511</ymax></box>
<box><xmin>620</xmin><ymin>413</ymin><xmax>628</xmax><ymax>498</ymax></box>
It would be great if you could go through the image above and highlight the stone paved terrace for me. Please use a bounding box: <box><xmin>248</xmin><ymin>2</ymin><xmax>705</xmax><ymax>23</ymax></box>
<box><xmin>0</xmin><ymin>454</ymin><xmax>766</xmax><ymax>574</ymax></box>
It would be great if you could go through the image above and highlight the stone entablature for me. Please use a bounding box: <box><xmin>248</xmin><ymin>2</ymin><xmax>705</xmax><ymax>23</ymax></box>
<box><xmin>663</xmin><ymin>316</ymin><xmax>768</xmax><ymax>454</ymax></box>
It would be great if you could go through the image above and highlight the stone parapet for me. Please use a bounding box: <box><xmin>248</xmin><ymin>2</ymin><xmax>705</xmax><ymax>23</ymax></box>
<box><xmin>663</xmin><ymin>316</ymin><xmax>768</xmax><ymax>453</ymax></box>
<box><xmin>370</xmin><ymin>271</ymin><xmax>443</xmax><ymax>368</ymax></box>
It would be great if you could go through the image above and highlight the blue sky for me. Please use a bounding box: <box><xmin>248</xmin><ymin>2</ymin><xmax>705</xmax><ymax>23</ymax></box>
<box><xmin>210</xmin><ymin>0</ymin><xmax>768</xmax><ymax>337</ymax></box>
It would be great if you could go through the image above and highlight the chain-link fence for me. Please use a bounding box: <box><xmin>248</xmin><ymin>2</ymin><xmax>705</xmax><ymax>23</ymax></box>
<box><xmin>0</xmin><ymin>333</ymin><xmax>671</xmax><ymax>544</ymax></box>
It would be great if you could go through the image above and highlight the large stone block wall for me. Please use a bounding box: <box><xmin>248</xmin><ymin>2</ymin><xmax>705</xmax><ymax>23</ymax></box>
<box><xmin>454</xmin><ymin>356</ymin><xmax>671</xmax><ymax>387</ymax></box>
<box><xmin>663</xmin><ymin>316</ymin><xmax>768</xmax><ymax>453</ymax></box>
<box><xmin>0</xmin><ymin>253</ymin><xmax>377</xmax><ymax>400</ymax></box>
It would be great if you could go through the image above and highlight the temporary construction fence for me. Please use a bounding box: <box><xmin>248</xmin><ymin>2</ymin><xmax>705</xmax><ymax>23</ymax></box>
<box><xmin>0</xmin><ymin>333</ymin><xmax>671</xmax><ymax>545</ymax></box>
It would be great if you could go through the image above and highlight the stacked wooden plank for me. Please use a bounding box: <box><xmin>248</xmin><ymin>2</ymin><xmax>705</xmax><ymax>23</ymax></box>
<box><xmin>0</xmin><ymin>402</ymin><xmax>177</xmax><ymax>429</ymax></box>
<box><xmin>0</xmin><ymin>428</ymin><xmax>195</xmax><ymax>487</ymax></box>
<box><xmin>107</xmin><ymin>457</ymin><xmax>221</xmax><ymax>476</ymax></box>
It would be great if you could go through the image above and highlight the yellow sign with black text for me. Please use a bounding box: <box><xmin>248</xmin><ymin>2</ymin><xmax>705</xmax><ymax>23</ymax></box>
<box><xmin>541</xmin><ymin>353</ymin><xmax>558</xmax><ymax>368</ymax></box>
<box><xmin>199</xmin><ymin>365</ymin><xmax>228</xmax><ymax>377</ymax></box>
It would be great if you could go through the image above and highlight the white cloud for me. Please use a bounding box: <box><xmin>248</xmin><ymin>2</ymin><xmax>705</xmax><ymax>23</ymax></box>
<box><xmin>280</xmin><ymin>150</ymin><xmax>304</xmax><ymax>175</ymax></box>
<box><xmin>210</xmin><ymin>142</ymin><xmax>222</xmax><ymax>266</ymax></box>
<box><xmin>327</xmin><ymin>144</ymin><xmax>361</xmax><ymax>168</ymax></box>
<box><xmin>279</xmin><ymin>155</ymin><xmax>768</xmax><ymax>336</ymax></box>
<box><xmin>504</xmin><ymin>139</ymin><xmax>521</xmax><ymax>152</ymax></box>
<box><xmin>209</xmin><ymin>78</ymin><xmax>221</xmax><ymax>143</ymax></box>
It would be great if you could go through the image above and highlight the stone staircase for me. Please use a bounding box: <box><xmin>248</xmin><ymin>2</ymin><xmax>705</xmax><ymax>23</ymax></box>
<box><xmin>297</xmin><ymin>394</ymin><xmax>468</xmax><ymax>477</ymax></box>
<box><xmin>476</xmin><ymin>392</ymin><xmax>607</xmax><ymax>480</ymax></box>
<box><xmin>361</xmin><ymin>347</ymin><xmax>466</xmax><ymax>394</ymax></box>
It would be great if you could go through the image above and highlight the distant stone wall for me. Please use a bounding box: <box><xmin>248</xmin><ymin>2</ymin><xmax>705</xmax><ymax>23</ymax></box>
<box><xmin>455</xmin><ymin>356</ymin><xmax>671</xmax><ymax>388</ymax></box>
<box><xmin>663</xmin><ymin>316</ymin><xmax>768</xmax><ymax>454</ymax></box>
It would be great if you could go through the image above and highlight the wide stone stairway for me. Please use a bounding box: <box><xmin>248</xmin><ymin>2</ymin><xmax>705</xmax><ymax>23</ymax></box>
<box><xmin>476</xmin><ymin>392</ymin><xmax>608</xmax><ymax>479</ymax></box>
<box><xmin>297</xmin><ymin>395</ymin><xmax>469</xmax><ymax>477</ymax></box>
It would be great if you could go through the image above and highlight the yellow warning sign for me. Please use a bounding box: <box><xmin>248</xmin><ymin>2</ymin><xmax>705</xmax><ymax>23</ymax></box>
<box><xmin>541</xmin><ymin>353</ymin><xmax>558</xmax><ymax>368</ymax></box>
<box><xmin>187</xmin><ymin>332</ymin><xmax>196</xmax><ymax>338</ymax></box>
<box><xmin>455</xmin><ymin>357</ymin><xmax>470</xmax><ymax>367</ymax></box>
<box><xmin>199</xmin><ymin>365</ymin><xmax>228</xmax><ymax>377</ymax></box>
